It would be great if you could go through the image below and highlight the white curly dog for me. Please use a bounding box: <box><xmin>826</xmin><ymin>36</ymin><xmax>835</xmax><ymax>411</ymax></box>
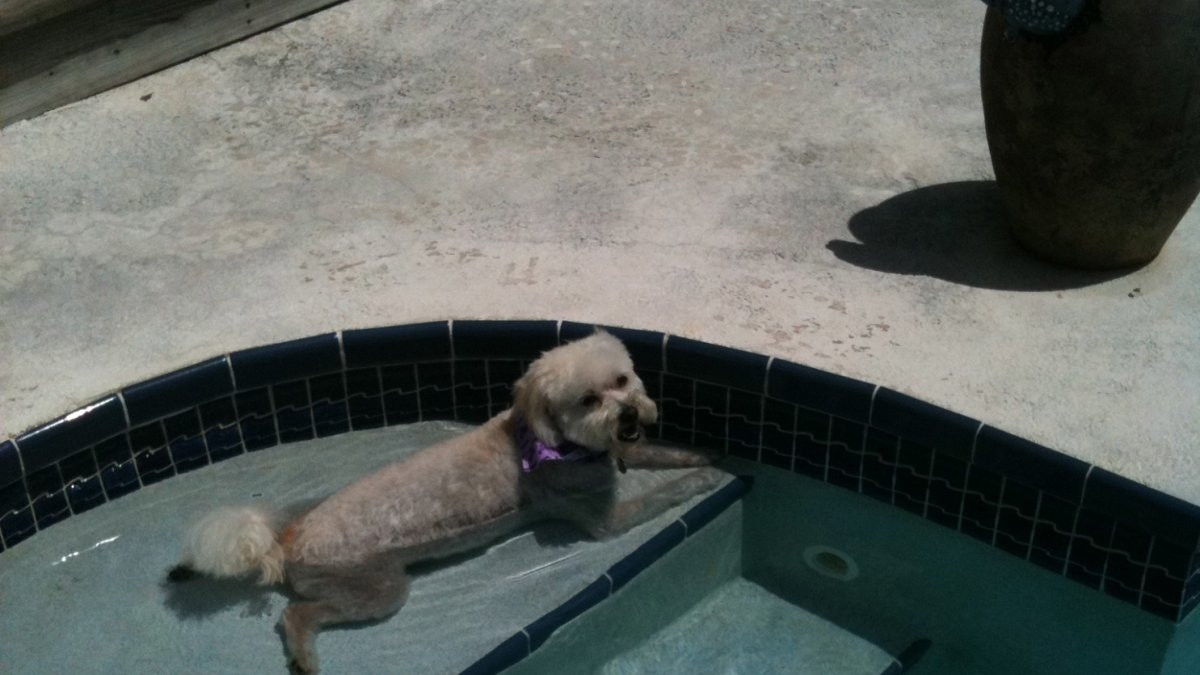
<box><xmin>168</xmin><ymin>331</ymin><xmax>726</xmax><ymax>674</ymax></box>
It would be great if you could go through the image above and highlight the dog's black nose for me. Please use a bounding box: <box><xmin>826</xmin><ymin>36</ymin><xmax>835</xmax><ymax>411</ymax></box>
<box><xmin>618</xmin><ymin>405</ymin><xmax>638</xmax><ymax>424</ymax></box>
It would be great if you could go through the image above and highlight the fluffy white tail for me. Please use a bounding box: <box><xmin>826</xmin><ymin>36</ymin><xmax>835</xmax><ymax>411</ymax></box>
<box><xmin>177</xmin><ymin>506</ymin><xmax>285</xmax><ymax>585</ymax></box>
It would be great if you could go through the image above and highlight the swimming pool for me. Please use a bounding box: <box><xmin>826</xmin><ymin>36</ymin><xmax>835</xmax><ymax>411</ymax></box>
<box><xmin>2</xmin><ymin>320</ymin><xmax>1197</xmax><ymax>673</ymax></box>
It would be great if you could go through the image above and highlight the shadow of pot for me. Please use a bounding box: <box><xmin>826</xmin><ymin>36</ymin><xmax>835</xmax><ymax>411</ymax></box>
<box><xmin>980</xmin><ymin>2</ymin><xmax>1200</xmax><ymax>270</ymax></box>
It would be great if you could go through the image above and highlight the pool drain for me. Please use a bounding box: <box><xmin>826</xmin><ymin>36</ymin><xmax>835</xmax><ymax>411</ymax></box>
<box><xmin>803</xmin><ymin>545</ymin><xmax>859</xmax><ymax>581</ymax></box>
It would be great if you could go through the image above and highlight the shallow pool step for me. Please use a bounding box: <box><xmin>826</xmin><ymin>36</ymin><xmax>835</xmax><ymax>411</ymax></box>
<box><xmin>601</xmin><ymin>577</ymin><xmax>898</xmax><ymax>675</ymax></box>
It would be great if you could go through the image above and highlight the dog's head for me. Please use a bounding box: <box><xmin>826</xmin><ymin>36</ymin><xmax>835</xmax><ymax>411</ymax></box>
<box><xmin>513</xmin><ymin>331</ymin><xmax>658</xmax><ymax>455</ymax></box>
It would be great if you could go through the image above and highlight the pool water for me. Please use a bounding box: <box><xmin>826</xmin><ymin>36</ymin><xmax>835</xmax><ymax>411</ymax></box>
<box><xmin>603</xmin><ymin>577</ymin><xmax>895</xmax><ymax>674</ymax></box>
<box><xmin>0</xmin><ymin>423</ymin><xmax>724</xmax><ymax>674</ymax></box>
<box><xmin>515</xmin><ymin>461</ymin><xmax>1198</xmax><ymax>675</ymax></box>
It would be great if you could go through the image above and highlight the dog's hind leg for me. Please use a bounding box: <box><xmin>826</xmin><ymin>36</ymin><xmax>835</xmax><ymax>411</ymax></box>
<box><xmin>280</xmin><ymin>561</ymin><xmax>409</xmax><ymax>675</ymax></box>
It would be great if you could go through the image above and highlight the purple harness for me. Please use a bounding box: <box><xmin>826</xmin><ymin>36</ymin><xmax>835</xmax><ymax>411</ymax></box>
<box><xmin>514</xmin><ymin>417</ymin><xmax>607</xmax><ymax>473</ymax></box>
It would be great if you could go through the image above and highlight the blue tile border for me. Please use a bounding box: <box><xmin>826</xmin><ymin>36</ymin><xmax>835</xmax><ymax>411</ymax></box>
<box><xmin>459</xmin><ymin>476</ymin><xmax>753</xmax><ymax>674</ymax></box>
<box><xmin>2</xmin><ymin>320</ymin><xmax>1197</xmax><ymax>625</ymax></box>
<box><xmin>122</xmin><ymin>357</ymin><xmax>234</xmax><ymax>426</ymax></box>
<box><xmin>13</xmin><ymin>395</ymin><xmax>127</xmax><ymax>478</ymax></box>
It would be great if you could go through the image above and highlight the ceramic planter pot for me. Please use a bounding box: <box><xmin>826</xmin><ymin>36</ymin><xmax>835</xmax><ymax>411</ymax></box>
<box><xmin>980</xmin><ymin>1</ymin><xmax>1200</xmax><ymax>269</ymax></box>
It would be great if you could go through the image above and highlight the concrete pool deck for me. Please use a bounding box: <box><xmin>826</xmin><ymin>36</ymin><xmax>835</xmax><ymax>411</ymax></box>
<box><xmin>1</xmin><ymin>0</ymin><xmax>1197</xmax><ymax>504</ymax></box>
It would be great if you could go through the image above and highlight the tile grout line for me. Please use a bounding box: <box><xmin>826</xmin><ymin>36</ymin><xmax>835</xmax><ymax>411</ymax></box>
<box><xmin>867</xmin><ymin>384</ymin><xmax>880</xmax><ymax>427</ymax></box>
<box><xmin>1137</xmin><ymin>536</ymin><xmax>1158</xmax><ymax>609</ymax></box>
<box><xmin>1098</xmin><ymin>520</ymin><xmax>1117</xmax><ymax>594</ymax></box>
<box><xmin>303</xmin><ymin>378</ymin><xmax>319</xmax><ymax>439</ymax></box>
<box><xmin>1024</xmin><ymin>491</ymin><xmax>1045</xmax><ymax>562</ymax></box>
<box><xmin>265</xmin><ymin>382</ymin><xmax>282</xmax><ymax>449</ymax></box>
<box><xmin>376</xmin><ymin>366</ymin><xmax>389</xmax><ymax>427</ymax></box>
<box><xmin>223</xmin><ymin>355</ymin><xmax>247</xmax><ymax>453</ymax></box>
<box><xmin>519</xmin><ymin>628</ymin><xmax>532</xmax><ymax>656</ymax></box>
<box><xmin>448</xmin><ymin>321</ymin><xmax>458</xmax><ymax>421</ymax></box>
<box><xmin>990</xmin><ymin>476</ymin><xmax>1007</xmax><ymax>548</ymax></box>
<box><xmin>955</xmin><ymin>422</ymin><xmax>985</xmax><ymax>532</ymax></box>
<box><xmin>1062</xmin><ymin>464</ymin><xmax>1096</xmax><ymax>576</ymax></box>
<box><xmin>337</xmin><ymin>331</ymin><xmax>353</xmax><ymax>430</ymax></box>
<box><xmin>413</xmin><ymin>364</ymin><xmax>424</xmax><ymax>423</ymax></box>
<box><xmin>788</xmin><ymin>404</ymin><xmax>799</xmax><ymax>474</ymax></box>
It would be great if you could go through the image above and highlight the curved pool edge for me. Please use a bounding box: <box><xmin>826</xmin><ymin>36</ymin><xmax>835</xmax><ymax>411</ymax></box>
<box><xmin>1</xmin><ymin>319</ymin><xmax>1198</xmax><ymax>624</ymax></box>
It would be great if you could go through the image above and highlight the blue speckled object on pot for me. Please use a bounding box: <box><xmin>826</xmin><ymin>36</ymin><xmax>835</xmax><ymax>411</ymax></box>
<box><xmin>982</xmin><ymin>0</ymin><xmax>1087</xmax><ymax>35</ymax></box>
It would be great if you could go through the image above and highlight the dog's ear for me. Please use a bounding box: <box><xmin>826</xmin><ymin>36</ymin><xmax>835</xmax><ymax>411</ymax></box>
<box><xmin>513</xmin><ymin>364</ymin><xmax>563</xmax><ymax>446</ymax></box>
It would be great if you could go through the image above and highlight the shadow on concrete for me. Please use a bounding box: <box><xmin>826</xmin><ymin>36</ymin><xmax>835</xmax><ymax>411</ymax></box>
<box><xmin>828</xmin><ymin>181</ymin><xmax>1142</xmax><ymax>291</ymax></box>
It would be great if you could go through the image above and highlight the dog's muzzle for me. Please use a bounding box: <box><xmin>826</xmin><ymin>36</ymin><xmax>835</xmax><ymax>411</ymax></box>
<box><xmin>616</xmin><ymin>404</ymin><xmax>641</xmax><ymax>443</ymax></box>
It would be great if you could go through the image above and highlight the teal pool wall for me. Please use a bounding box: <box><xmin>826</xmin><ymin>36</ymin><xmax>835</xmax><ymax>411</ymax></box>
<box><xmin>505</xmin><ymin>503</ymin><xmax>744</xmax><ymax>674</ymax></box>
<box><xmin>738</xmin><ymin>461</ymin><xmax>1180</xmax><ymax>675</ymax></box>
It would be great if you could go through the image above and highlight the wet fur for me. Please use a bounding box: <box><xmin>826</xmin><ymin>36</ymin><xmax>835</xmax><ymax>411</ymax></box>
<box><xmin>169</xmin><ymin>332</ymin><xmax>725</xmax><ymax>674</ymax></box>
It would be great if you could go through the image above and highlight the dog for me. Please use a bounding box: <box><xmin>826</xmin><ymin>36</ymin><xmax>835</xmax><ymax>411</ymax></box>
<box><xmin>168</xmin><ymin>331</ymin><xmax>726</xmax><ymax>674</ymax></box>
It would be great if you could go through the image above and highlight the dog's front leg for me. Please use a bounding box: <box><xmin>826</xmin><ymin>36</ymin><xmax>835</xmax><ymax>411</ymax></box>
<box><xmin>620</xmin><ymin>444</ymin><xmax>720</xmax><ymax>469</ymax></box>
<box><xmin>578</xmin><ymin>467</ymin><xmax>729</xmax><ymax>539</ymax></box>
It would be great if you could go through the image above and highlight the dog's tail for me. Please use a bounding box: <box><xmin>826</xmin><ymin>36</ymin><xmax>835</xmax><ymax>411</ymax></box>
<box><xmin>168</xmin><ymin>506</ymin><xmax>285</xmax><ymax>585</ymax></box>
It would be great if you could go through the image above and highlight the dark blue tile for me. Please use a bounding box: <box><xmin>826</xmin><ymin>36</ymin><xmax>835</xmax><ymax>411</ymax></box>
<box><xmin>691</xmin><ymin>382</ymin><xmax>728</xmax><ymax>451</ymax></box>
<box><xmin>960</xmin><ymin>466</ymin><xmax>1004</xmax><ymax>545</ymax></box>
<box><xmin>925</xmin><ymin>451</ymin><xmax>968</xmax><ymax>529</ymax></box>
<box><xmin>343</xmin><ymin>322</ymin><xmax>451</xmax><ymax>367</ymax></box>
<box><xmin>1104</xmin><ymin>524</ymin><xmax>1152</xmax><ymax>605</ymax></box>
<box><xmin>524</xmin><ymin>577</ymin><xmax>611</xmax><ymax>650</ymax></box>
<box><xmin>417</xmin><ymin>362</ymin><xmax>456</xmax><ymax>421</ymax></box>
<box><xmin>381</xmin><ymin>365</ymin><xmax>420</xmax><ymax>425</ymax></box>
<box><xmin>1142</xmin><ymin>540</ymin><xmax>1189</xmax><ymax>619</ymax></box>
<box><xmin>560</xmin><ymin>323</ymin><xmax>665</xmax><ymax>372</ymax></box>
<box><xmin>199</xmin><ymin>397</ymin><xmax>243</xmax><ymax>462</ymax></box>
<box><xmin>1141</xmin><ymin>594</ymin><xmax>1181</xmax><ymax>622</ymax></box>
<box><xmin>64</xmin><ymin>473</ymin><xmax>106</xmax><ymax>515</ymax></box>
<box><xmin>486</xmin><ymin>360</ymin><xmax>525</xmax><ymax>417</ymax></box>
<box><xmin>460</xmin><ymin>632</ymin><xmax>529</xmax><ymax>675</ymax></box>
<box><xmin>793</xmin><ymin>407</ymin><xmax>829</xmax><ymax>480</ymax></box>
<box><xmin>826</xmin><ymin>418</ymin><xmax>864</xmax><ymax>491</ymax></box>
<box><xmin>345</xmin><ymin>368</ymin><xmax>385</xmax><ymax>431</ymax></box>
<box><xmin>974</xmin><ymin>426</ymin><xmax>1087</xmax><ymax>503</ymax></box>
<box><xmin>26</xmin><ymin>465</ymin><xmax>70</xmax><ymax>529</ymax></box>
<box><xmin>870</xmin><ymin>388</ymin><xmax>980</xmax><ymax>462</ymax></box>
<box><xmin>16</xmin><ymin>396</ymin><xmax>127</xmax><ymax>474</ymax></box>
<box><xmin>58</xmin><ymin>449</ymin><xmax>103</xmax><ymax>514</ymax></box>
<box><xmin>0</xmin><ymin>479</ymin><xmax>35</xmax><ymax>548</ymax></box>
<box><xmin>93</xmin><ymin>434</ymin><xmax>132</xmax><ymax>470</ymax></box>
<box><xmin>680</xmin><ymin>477</ymin><xmax>750</xmax><ymax>534</ymax></box>
<box><xmin>861</xmin><ymin>427</ymin><xmax>899</xmax><ymax>504</ymax></box>
<box><xmin>235</xmin><ymin>388</ymin><xmax>278</xmax><ymax>451</ymax></box>
<box><xmin>1066</xmin><ymin>508</ymin><xmax>1115</xmax><ymax>589</ymax></box>
<box><xmin>769</xmin><ymin>360</ymin><xmax>875</xmax><ymax>424</ymax></box>
<box><xmin>272</xmin><ymin>381</ymin><xmax>314</xmax><ymax>444</ymax></box>
<box><xmin>309</xmin><ymin>374</ymin><xmax>350</xmax><ymax>438</ymax></box>
<box><xmin>994</xmin><ymin>480</ymin><xmax>1038</xmax><ymax>558</ymax></box>
<box><xmin>122</xmin><ymin>357</ymin><xmax>234</xmax><ymax>426</ymax></box>
<box><xmin>99</xmin><ymin>459</ymin><xmax>140</xmax><ymax>501</ymax></box>
<box><xmin>658</xmin><ymin>374</ymin><xmax>694</xmax><ymax>445</ymax></box>
<box><xmin>454</xmin><ymin>320</ymin><xmax>559</xmax><ymax>360</ymax></box>
<box><xmin>607</xmin><ymin>521</ymin><xmax>687</xmax><ymax>592</ymax></box>
<box><xmin>164</xmin><ymin>410</ymin><xmax>208</xmax><ymax>474</ymax></box>
<box><xmin>893</xmin><ymin>440</ymin><xmax>934</xmax><ymax>516</ymax></box>
<box><xmin>727</xmin><ymin>390</ymin><xmax>762</xmax><ymax>459</ymax></box>
<box><xmin>58</xmin><ymin>448</ymin><xmax>97</xmax><ymax>483</ymax></box>
<box><xmin>666</xmin><ymin>336</ymin><xmax>769</xmax><ymax>393</ymax></box>
<box><xmin>759</xmin><ymin>399</ymin><xmax>795</xmax><ymax>469</ymax></box>
<box><xmin>94</xmin><ymin>434</ymin><xmax>139</xmax><ymax>499</ymax></box>
<box><xmin>454</xmin><ymin>360</ymin><xmax>492</xmax><ymax>425</ymax></box>
<box><xmin>0</xmin><ymin>440</ymin><xmax>21</xmax><ymax>490</ymax></box>
<box><xmin>130</xmin><ymin>422</ymin><xmax>174</xmax><ymax>485</ymax></box>
<box><xmin>230</xmin><ymin>333</ymin><xmax>341</xmax><ymax>390</ymax></box>
<box><xmin>1082</xmin><ymin>468</ymin><xmax>1200</xmax><ymax>550</ymax></box>
<box><xmin>1028</xmin><ymin>494</ymin><xmax>1076</xmax><ymax>575</ymax></box>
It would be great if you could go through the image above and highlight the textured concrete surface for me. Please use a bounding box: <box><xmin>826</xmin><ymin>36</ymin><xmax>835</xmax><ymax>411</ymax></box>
<box><xmin>1</xmin><ymin>0</ymin><xmax>1197</xmax><ymax>502</ymax></box>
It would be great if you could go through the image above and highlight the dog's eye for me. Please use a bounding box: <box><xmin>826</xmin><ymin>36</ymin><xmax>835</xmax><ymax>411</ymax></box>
<box><xmin>580</xmin><ymin>393</ymin><xmax>600</xmax><ymax>407</ymax></box>
<box><xmin>616</xmin><ymin>375</ymin><xmax>629</xmax><ymax>388</ymax></box>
